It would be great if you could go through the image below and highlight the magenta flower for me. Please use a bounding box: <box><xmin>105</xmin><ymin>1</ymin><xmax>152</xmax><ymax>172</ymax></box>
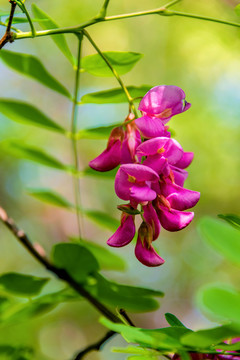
<box><xmin>89</xmin><ymin>126</ymin><xmax>124</xmax><ymax>172</ymax></box>
<box><xmin>121</xmin><ymin>122</ymin><xmax>141</xmax><ymax>164</ymax></box>
<box><xmin>107</xmin><ymin>211</ymin><xmax>135</xmax><ymax>247</ymax></box>
<box><xmin>139</xmin><ymin>85</ymin><xmax>191</xmax><ymax>123</ymax></box>
<box><xmin>137</xmin><ymin>137</ymin><xmax>183</xmax><ymax>175</ymax></box>
<box><xmin>115</xmin><ymin>164</ymin><xmax>159</xmax><ymax>204</ymax></box>
<box><xmin>135</xmin><ymin>85</ymin><xmax>190</xmax><ymax>138</ymax></box>
<box><xmin>142</xmin><ymin>202</ymin><xmax>161</xmax><ymax>240</ymax></box>
<box><xmin>135</xmin><ymin>222</ymin><xmax>165</xmax><ymax>267</ymax></box>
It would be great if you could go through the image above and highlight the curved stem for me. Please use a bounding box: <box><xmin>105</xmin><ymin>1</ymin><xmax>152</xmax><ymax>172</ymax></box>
<box><xmin>83</xmin><ymin>30</ymin><xmax>138</xmax><ymax>118</ymax></box>
<box><xmin>0</xmin><ymin>206</ymin><xmax>120</xmax><ymax>323</ymax></box>
<box><xmin>71</xmin><ymin>34</ymin><xmax>84</xmax><ymax>239</ymax></box>
<box><xmin>73</xmin><ymin>331</ymin><xmax>116</xmax><ymax>360</ymax></box>
<box><xmin>15</xmin><ymin>0</ymin><xmax>36</xmax><ymax>37</ymax></box>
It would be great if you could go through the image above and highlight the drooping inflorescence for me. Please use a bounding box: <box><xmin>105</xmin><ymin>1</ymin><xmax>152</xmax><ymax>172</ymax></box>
<box><xmin>89</xmin><ymin>85</ymin><xmax>200</xmax><ymax>267</ymax></box>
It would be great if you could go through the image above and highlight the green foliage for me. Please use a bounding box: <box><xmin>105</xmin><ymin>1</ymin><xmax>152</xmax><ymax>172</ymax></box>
<box><xmin>0</xmin><ymin>273</ymin><xmax>49</xmax><ymax>297</ymax></box>
<box><xmin>198</xmin><ymin>217</ymin><xmax>240</xmax><ymax>266</ymax></box>
<box><xmin>0</xmin><ymin>50</ymin><xmax>71</xmax><ymax>98</ymax></box>
<box><xmin>165</xmin><ymin>313</ymin><xmax>187</xmax><ymax>328</ymax></box>
<box><xmin>52</xmin><ymin>243</ymin><xmax>99</xmax><ymax>283</ymax></box>
<box><xmin>81</xmin><ymin>167</ymin><xmax>117</xmax><ymax>179</ymax></box>
<box><xmin>0</xmin><ymin>345</ymin><xmax>33</xmax><ymax>360</ymax></box>
<box><xmin>197</xmin><ymin>283</ymin><xmax>240</xmax><ymax>324</ymax></box>
<box><xmin>81</xmin><ymin>51</ymin><xmax>143</xmax><ymax>77</ymax></box>
<box><xmin>70</xmin><ymin>237</ymin><xmax>126</xmax><ymax>271</ymax></box>
<box><xmin>31</xmin><ymin>4</ymin><xmax>76</xmax><ymax>65</ymax></box>
<box><xmin>83</xmin><ymin>209</ymin><xmax>119</xmax><ymax>231</ymax></box>
<box><xmin>0</xmin><ymin>99</ymin><xmax>66</xmax><ymax>133</ymax></box>
<box><xmin>101</xmin><ymin>317</ymin><xmax>191</xmax><ymax>350</ymax></box>
<box><xmin>81</xmin><ymin>85</ymin><xmax>152</xmax><ymax>104</ymax></box>
<box><xmin>2</xmin><ymin>141</ymin><xmax>68</xmax><ymax>170</ymax></box>
<box><xmin>27</xmin><ymin>188</ymin><xmax>72</xmax><ymax>209</ymax></box>
<box><xmin>235</xmin><ymin>4</ymin><xmax>240</xmax><ymax>16</ymax></box>
<box><xmin>77</xmin><ymin>124</ymin><xmax>118</xmax><ymax>139</ymax></box>
<box><xmin>86</xmin><ymin>274</ymin><xmax>164</xmax><ymax>312</ymax></box>
<box><xmin>218</xmin><ymin>214</ymin><xmax>240</xmax><ymax>229</ymax></box>
<box><xmin>27</xmin><ymin>188</ymin><xmax>119</xmax><ymax>231</ymax></box>
<box><xmin>181</xmin><ymin>324</ymin><xmax>240</xmax><ymax>348</ymax></box>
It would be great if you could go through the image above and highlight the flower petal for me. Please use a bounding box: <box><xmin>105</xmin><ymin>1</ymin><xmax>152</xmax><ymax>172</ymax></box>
<box><xmin>161</xmin><ymin>181</ymin><xmax>200</xmax><ymax>211</ymax></box>
<box><xmin>137</xmin><ymin>137</ymin><xmax>170</xmax><ymax>156</ymax></box>
<box><xmin>170</xmin><ymin>166</ymin><xmax>188</xmax><ymax>186</ymax></box>
<box><xmin>89</xmin><ymin>140</ymin><xmax>121</xmax><ymax>172</ymax></box>
<box><xmin>119</xmin><ymin>164</ymin><xmax>159</xmax><ymax>182</ymax></box>
<box><xmin>107</xmin><ymin>214</ymin><xmax>135</xmax><ymax>247</ymax></box>
<box><xmin>157</xmin><ymin>207</ymin><xmax>194</xmax><ymax>231</ymax></box>
<box><xmin>142</xmin><ymin>203</ymin><xmax>161</xmax><ymax>240</ymax></box>
<box><xmin>138</xmin><ymin>85</ymin><xmax>190</xmax><ymax>122</ymax></box>
<box><xmin>135</xmin><ymin>115</ymin><xmax>166</xmax><ymax>138</ymax></box>
<box><xmin>175</xmin><ymin>152</ymin><xmax>194</xmax><ymax>169</ymax></box>
<box><xmin>135</xmin><ymin>235</ymin><xmax>165</xmax><ymax>267</ymax></box>
<box><xmin>130</xmin><ymin>184</ymin><xmax>157</xmax><ymax>202</ymax></box>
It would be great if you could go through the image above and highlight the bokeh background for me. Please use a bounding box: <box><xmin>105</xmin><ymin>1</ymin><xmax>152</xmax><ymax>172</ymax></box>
<box><xmin>0</xmin><ymin>0</ymin><xmax>240</xmax><ymax>359</ymax></box>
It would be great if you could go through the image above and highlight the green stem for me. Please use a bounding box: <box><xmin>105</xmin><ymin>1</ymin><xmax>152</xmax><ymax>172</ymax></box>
<box><xmin>14</xmin><ymin>5</ymin><xmax>240</xmax><ymax>43</ymax></box>
<box><xmin>164</xmin><ymin>0</ymin><xmax>181</xmax><ymax>8</ymax></box>
<box><xmin>71</xmin><ymin>34</ymin><xmax>84</xmax><ymax>239</ymax></box>
<box><xmin>98</xmin><ymin>0</ymin><xmax>111</xmax><ymax>19</ymax></box>
<box><xmin>15</xmin><ymin>0</ymin><xmax>36</xmax><ymax>37</ymax></box>
<box><xmin>83</xmin><ymin>30</ymin><xmax>138</xmax><ymax>118</ymax></box>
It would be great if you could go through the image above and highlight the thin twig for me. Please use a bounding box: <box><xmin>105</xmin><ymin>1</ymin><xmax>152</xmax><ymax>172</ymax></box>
<box><xmin>71</xmin><ymin>34</ymin><xmax>84</xmax><ymax>239</ymax></box>
<box><xmin>0</xmin><ymin>206</ymin><xmax>120</xmax><ymax>323</ymax></box>
<box><xmin>73</xmin><ymin>330</ymin><xmax>116</xmax><ymax>360</ymax></box>
<box><xmin>83</xmin><ymin>29</ymin><xmax>138</xmax><ymax>118</ymax></box>
<box><xmin>119</xmin><ymin>308</ymin><xmax>135</xmax><ymax>326</ymax></box>
<box><xmin>0</xmin><ymin>1</ymin><xmax>17</xmax><ymax>49</ymax></box>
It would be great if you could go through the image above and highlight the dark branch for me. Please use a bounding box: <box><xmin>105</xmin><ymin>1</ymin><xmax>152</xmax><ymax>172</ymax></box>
<box><xmin>0</xmin><ymin>206</ymin><xmax>120</xmax><ymax>323</ymax></box>
<box><xmin>119</xmin><ymin>308</ymin><xmax>135</xmax><ymax>326</ymax></box>
<box><xmin>0</xmin><ymin>1</ymin><xmax>17</xmax><ymax>49</ymax></box>
<box><xmin>73</xmin><ymin>331</ymin><xmax>116</xmax><ymax>360</ymax></box>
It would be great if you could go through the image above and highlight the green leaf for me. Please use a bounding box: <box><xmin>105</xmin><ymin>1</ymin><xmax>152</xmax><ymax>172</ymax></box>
<box><xmin>26</xmin><ymin>188</ymin><xmax>118</xmax><ymax>231</ymax></box>
<box><xmin>83</xmin><ymin>209</ymin><xmax>119</xmax><ymax>232</ymax></box>
<box><xmin>0</xmin><ymin>273</ymin><xmax>49</xmax><ymax>297</ymax></box>
<box><xmin>77</xmin><ymin>123</ymin><xmax>118</xmax><ymax>140</ymax></box>
<box><xmin>31</xmin><ymin>4</ymin><xmax>75</xmax><ymax>66</ymax></box>
<box><xmin>80</xmin><ymin>167</ymin><xmax>117</xmax><ymax>179</ymax></box>
<box><xmin>27</xmin><ymin>188</ymin><xmax>72</xmax><ymax>209</ymax></box>
<box><xmin>52</xmin><ymin>243</ymin><xmax>99</xmax><ymax>283</ymax></box>
<box><xmin>198</xmin><ymin>217</ymin><xmax>240</xmax><ymax>266</ymax></box>
<box><xmin>86</xmin><ymin>274</ymin><xmax>163</xmax><ymax>313</ymax></box>
<box><xmin>197</xmin><ymin>284</ymin><xmax>240</xmax><ymax>324</ymax></box>
<box><xmin>0</xmin><ymin>99</ymin><xmax>66</xmax><ymax>133</ymax></box>
<box><xmin>165</xmin><ymin>313</ymin><xmax>187</xmax><ymax>328</ymax></box>
<box><xmin>0</xmin><ymin>50</ymin><xmax>71</xmax><ymax>98</ymax></box>
<box><xmin>5</xmin><ymin>288</ymin><xmax>81</xmax><ymax>323</ymax></box>
<box><xmin>81</xmin><ymin>85</ymin><xmax>152</xmax><ymax>104</ymax></box>
<box><xmin>100</xmin><ymin>318</ymin><xmax>190</xmax><ymax>350</ymax></box>
<box><xmin>70</xmin><ymin>237</ymin><xmax>126</xmax><ymax>271</ymax></box>
<box><xmin>2</xmin><ymin>141</ymin><xmax>68</xmax><ymax>170</ymax></box>
<box><xmin>235</xmin><ymin>4</ymin><xmax>240</xmax><ymax>16</ymax></box>
<box><xmin>218</xmin><ymin>214</ymin><xmax>240</xmax><ymax>230</ymax></box>
<box><xmin>181</xmin><ymin>324</ymin><xmax>240</xmax><ymax>348</ymax></box>
<box><xmin>81</xmin><ymin>52</ymin><xmax>143</xmax><ymax>77</ymax></box>
<box><xmin>5</xmin><ymin>16</ymin><xmax>48</xmax><ymax>24</ymax></box>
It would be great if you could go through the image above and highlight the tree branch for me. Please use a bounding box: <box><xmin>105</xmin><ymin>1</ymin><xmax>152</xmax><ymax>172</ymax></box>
<box><xmin>0</xmin><ymin>206</ymin><xmax>120</xmax><ymax>324</ymax></box>
<box><xmin>0</xmin><ymin>1</ymin><xmax>17</xmax><ymax>49</ymax></box>
<box><xmin>73</xmin><ymin>330</ymin><xmax>116</xmax><ymax>360</ymax></box>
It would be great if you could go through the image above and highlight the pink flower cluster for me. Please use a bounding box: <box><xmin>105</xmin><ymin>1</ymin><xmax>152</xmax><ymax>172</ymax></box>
<box><xmin>89</xmin><ymin>85</ymin><xmax>200</xmax><ymax>267</ymax></box>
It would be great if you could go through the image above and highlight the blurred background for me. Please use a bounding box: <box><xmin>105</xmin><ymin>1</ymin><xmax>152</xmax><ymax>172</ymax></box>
<box><xmin>0</xmin><ymin>0</ymin><xmax>240</xmax><ymax>359</ymax></box>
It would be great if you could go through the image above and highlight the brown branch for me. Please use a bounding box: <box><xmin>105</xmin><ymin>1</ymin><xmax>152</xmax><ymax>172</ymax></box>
<box><xmin>73</xmin><ymin>330</ymin><xmax>116</xmax><ymax>360</ymax></box>
<box><xmin>0</xmin><ymin>206</ymin><xmax>120</xmax><ymax>323</ymax></box>
<box><xmin>0</xmin><ymin>1</ymin><xmax>17</xmax><ymax>49</ymax></box>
